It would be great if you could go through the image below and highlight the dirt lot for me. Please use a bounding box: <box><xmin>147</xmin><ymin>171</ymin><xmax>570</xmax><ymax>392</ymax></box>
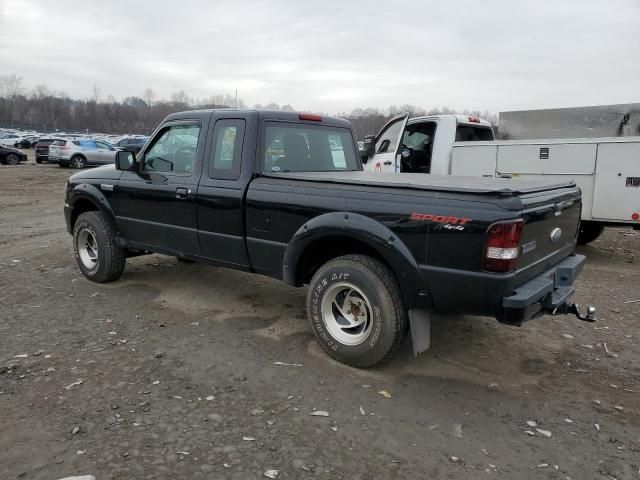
<box><xmin>1</xmin><ymin>153</ymin><xmax>639</xmax><ymax>480</ymax></box>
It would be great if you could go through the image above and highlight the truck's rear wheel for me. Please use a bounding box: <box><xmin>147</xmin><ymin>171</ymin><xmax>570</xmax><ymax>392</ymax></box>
<box><xmin>577</xmin><ymin>221</ymin><xmax>604</xmax><ymax>245</ymax></box>
<box><xmin>307</xmin><ymin>254</ymin><xmax>407</xmax><ymax>368</ymax></box>
<box><xmin>73</xmin><ymin>211</ymin><xmax>126</xmax><ymax>282</ymax></box>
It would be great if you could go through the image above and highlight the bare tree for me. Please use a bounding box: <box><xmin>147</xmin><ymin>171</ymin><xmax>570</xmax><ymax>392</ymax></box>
<box><xmin>0</xmin><ymin>74</ymin><xmax>23</xmax><ymax>99</ymax></box>
<box><xmin>170</xmin><ymin>90</ymin><xmax>190</xmax><ymax>105</ymax></box>
<box><xmin>143</xmin><ymin>88</ymin><xmax>156</xmax><ymax>108</ymax></box>
<box><xmin>32</xmin><ymin>84</ymin><xmax>53</xmax><ymax>99</ymax></box>
<box><xmin>0</xmin><ymin>74</ymin><xmax>24</xmax><ymax>123</ymax></box>
<box><xmin>92</xmin><ymin>83</ymin><xmax>101</xmax><ymax>103</ymax></box>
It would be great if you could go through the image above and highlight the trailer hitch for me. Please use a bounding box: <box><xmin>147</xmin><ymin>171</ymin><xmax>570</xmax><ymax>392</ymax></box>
<box><xmin>560</xmin><ymin>303</ymin><xmax>596</xmax><ymax>323</ymax></box>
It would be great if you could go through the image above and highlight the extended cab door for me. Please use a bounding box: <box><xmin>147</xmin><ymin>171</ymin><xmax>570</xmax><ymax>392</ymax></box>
<box><xmin>195</xmin><ymin>112</ymin><xmax>256</xmax><ymax>268</ymax></box>
<box><xmin>362</xmin><ymin>113</ymin><xmax>408</xmax><ymax>173</ymax></box>
<box><xmin>113</xmin><ymin>120</ymin><xmax>204</xmax><ymax>255</ymax></box>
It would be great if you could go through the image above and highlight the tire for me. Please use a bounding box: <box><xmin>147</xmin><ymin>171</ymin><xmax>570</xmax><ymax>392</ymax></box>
<box><xmin>577</xmin><ymin>222</ymin><xmax>605</xmax><ymax>245</ymax></box>
<box><xmin>36</xmin><ymin>158</ymin><xmax>42</xmax><ymax>164</ymax></box>
<box><xmin>307</xmin><ymin>254</ymin><xmax>408</xmax><ymax>368</ymax></box>
<box><xmin>73</xmin><ymin>211</ymin><xmax>126</xmax><ymax>283</ymax></box>
<box><xmin>71</xmin><ymin>155</ymin><xmax>86</xmax><ymax>169</ymax></box>
<box><xmin>6</xmin><ymin>153</ymin><xmax>20</xmax><ymax>165</ymax></box>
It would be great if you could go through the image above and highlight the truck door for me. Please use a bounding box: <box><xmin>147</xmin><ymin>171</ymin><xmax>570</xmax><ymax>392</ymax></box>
<box><xmin>113</xmin><ymin>120</ymin><xmax>203</xmax><ymax>255</ymax></box>
<box><xmin>195</xmin><ymin>112</ymin><xmax>255</xmax><ymax>268</ymax></box>
<box><xmin>363</xmin><ymin>114</ymin><xmax>408</xmax><ymax>173</ymax></box>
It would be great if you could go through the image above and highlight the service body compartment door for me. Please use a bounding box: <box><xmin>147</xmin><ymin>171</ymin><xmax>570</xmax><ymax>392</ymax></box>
<box><xmin>496</xmin><ymin>143</ymin><xmax>597</xmax><ymax>175</ymax></box>
<box><xmin>451</xmin><ymin>144</ymin><xmax>497</xmax><ymax>176</ymax></box>
<box><xmin>592</xmin><ymin>141</ymin><xmax>640</xmax><ymax>222</ymax></box>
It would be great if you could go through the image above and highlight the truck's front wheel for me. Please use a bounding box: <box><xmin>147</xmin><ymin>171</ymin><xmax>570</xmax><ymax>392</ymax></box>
<box><xmin>307</xmin><ymin>254</ymin><xmax>407</xmax><ymax>368</ymax></box>
<box><xmin>73</xmin><ymin>211</ymin><xmax>126</xmax><ymax>282</ymax></box>
<box><xmin>577</xmin><ymin>221</ymin><xmax>604</xmax><ymax>245</ymax></box>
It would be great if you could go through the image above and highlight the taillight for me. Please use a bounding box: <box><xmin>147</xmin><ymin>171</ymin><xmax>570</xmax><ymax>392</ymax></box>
<box><xmin>482</xmin><ymin>220</ymin><xmax>523</xmax><ymax>272</ymax></box>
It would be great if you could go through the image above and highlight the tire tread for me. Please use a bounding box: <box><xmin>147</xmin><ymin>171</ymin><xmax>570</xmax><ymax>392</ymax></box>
<box><xmin>74</xmin><ymin>211</ymin><xmax>126</xmax><ymax>282</ymax></box>
<box><xmin>308</xmin><ymin>254</ymin><xmax>407</xmax><ymax>368</ymax></box>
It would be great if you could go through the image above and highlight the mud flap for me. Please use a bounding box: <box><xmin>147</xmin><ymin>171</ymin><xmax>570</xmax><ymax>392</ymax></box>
<box><xmin>409</xmin><ymin>309</ymin><xmax>431</xmax><ymax>356</ymax></box>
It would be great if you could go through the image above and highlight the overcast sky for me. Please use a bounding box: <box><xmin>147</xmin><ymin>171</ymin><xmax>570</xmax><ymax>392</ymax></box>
<box><xmin>1</xmin><ymin>0</ymin><xmax>639</xmax><ymax>114</ymax></box>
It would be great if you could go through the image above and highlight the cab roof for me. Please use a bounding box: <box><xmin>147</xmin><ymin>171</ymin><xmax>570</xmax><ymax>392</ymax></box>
<box><xmin>408</xmin><ymin>114</ymin><xmax>493</xmax><ymax>128</ymax></box>
<box><xmin>164</xmin><ymin>109</ymin><xmax>353</xmax><ymax>129</ymax></box>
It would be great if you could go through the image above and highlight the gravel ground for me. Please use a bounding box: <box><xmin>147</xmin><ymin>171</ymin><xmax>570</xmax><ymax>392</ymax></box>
<box><xmin>1</xmin><ymin>153</ymin><xmax>639</xmax><ymax>480</ymax></box>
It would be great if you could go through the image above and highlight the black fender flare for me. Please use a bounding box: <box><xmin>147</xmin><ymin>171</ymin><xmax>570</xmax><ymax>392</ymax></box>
<box><xmin>67</xmin><ymin>183</ymin><xmax>117</xmax><ymax>227</ymax></box>
<box><xmin>283</xmin><ymin>212</ymin><xmax>430</xmax><ymax>309</ymax></box>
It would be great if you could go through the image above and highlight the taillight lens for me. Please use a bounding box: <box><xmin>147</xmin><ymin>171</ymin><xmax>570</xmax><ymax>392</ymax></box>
<box><xmin>482</xmin><ymin>220</ymin><xmax>523</xmax><ymax>272</ymax></box>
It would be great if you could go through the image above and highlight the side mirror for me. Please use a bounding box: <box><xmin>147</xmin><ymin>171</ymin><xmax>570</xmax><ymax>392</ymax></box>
<box><xmin>116</xmin><ymin>150</ymin><xmax>136</xmax><ymax>170</ymax></box>
<box><xmin>360</xmin><ymin>134</ymin><xmax>376</xmax><ymax>163</ymax></box>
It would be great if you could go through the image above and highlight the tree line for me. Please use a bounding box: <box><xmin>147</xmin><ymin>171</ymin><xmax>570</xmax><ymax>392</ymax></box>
<box><xmin>0</xmin><ymin>74</ymin><xmax>497</xmax><ymax>138</ymax></box>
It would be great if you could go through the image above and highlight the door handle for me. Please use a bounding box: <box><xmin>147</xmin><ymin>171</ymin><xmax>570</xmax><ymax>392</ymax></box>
<box><xmin>175</xmin><ymin>187</ymin><xmax>190</xmax><ymax>199</ymax></box>
<box><xmin>383</xmin><ymin>161</ymin><xmax>393</xmax><ymax>166</ymax></box>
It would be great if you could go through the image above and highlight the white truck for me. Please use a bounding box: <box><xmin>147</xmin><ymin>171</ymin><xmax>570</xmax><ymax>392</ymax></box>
<box><xmin>361</xmin><ymin>114</ymin><xmax>640</xmax><ymax>244</ymax></box>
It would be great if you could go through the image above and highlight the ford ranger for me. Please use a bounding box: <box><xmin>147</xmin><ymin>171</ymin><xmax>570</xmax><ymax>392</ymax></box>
<box><xmin>64</xmin><ymin>110</ymin><xmax>594</xmax><ymax>368</ymax></box>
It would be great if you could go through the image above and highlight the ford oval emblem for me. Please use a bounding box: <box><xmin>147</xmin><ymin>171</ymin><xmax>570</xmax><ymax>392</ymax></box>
<box><xmin>550</xmin><ymin>227</ymin><xmax>562</xmax><ymax>243</ymax></box>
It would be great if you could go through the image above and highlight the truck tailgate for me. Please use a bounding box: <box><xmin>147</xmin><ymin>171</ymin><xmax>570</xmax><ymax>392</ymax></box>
<box><xmin>516</xmin><ymin>186</ymin><xmax>581</xmax><ymax>281</ymax></box>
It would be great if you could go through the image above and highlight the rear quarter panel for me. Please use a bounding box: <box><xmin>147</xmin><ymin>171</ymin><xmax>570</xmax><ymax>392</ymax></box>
<box><xmin>245</xmin><ymin>176</ymin><xmax>521</xmax><ymax>281</ymax></box>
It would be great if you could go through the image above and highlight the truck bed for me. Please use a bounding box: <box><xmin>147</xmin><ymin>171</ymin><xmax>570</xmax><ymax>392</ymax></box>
<box><xmin>264</xmin><ymin>171</ymin><xmax>577</xmax><ymax>196</ymax></box>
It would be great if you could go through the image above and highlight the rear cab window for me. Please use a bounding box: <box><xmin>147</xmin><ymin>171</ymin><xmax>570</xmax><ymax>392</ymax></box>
<box><xmin>263</xmin><ymin>124</ymin><xmax>358</xmax><ymax>173</ymax></box>
<box><xmin>455</xmin><ymin>125</ymin><xmax>495</xmax><ymax>142</ymax></box>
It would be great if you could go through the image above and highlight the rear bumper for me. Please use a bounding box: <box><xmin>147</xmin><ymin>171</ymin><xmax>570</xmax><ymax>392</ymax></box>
<box><xmin>501</xmin><ymin>254</ymin><xmax>585</xmax><ymax>324</ymax></box>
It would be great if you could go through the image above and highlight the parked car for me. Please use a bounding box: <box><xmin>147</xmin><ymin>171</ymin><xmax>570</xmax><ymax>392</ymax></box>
<box><xmin>0</xmin><ymin>134</ymin><xmax>22</xmax><ymax>147</ymax></box>
<box><xmin>113</xmin><ymin>136</ymin><xmax>149</xmax><ymax>154</ymax></box>
<box><xmin>49</xmin><ymin>139</ymin><xmax>119</xmax><ymax>168</ymax></box>
<box><xmin>63</xmin><ymin>109</ymin><xmax>594</xmax><ymax>368</ymax></box>
<box><xmin>16</xmin><ymin>135</ymin><xmax>39</xmax><ymax>148</ymax></box>
<box><xmin>35</xmin><ymin>138</ymin><xmax>57</xmax><ymax>163</ymax></box>
<box><xmin>0</xmin><ymin>145</ymin><xmax>28</xmax><ymax>165</ymax></box>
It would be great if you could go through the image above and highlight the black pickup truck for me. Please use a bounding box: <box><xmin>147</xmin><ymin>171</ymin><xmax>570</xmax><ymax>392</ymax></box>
<box><xmin>64</xmin><ymin>110</ymin><xmax>594</xmax><ymax>367</ymax></box>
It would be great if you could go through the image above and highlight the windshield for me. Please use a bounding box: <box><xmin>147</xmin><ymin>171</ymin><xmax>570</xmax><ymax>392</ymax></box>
<box><xmin>263</xmin><ymin>124</ymin><xmax>358</xmax><ymax>173</ymax></box>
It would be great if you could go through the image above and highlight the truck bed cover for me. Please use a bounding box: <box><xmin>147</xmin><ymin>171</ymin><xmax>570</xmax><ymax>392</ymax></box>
<box><xmin>262</xmin><ymin>171</ymin><xmax>576</xmax><ymax>196</ymax></box>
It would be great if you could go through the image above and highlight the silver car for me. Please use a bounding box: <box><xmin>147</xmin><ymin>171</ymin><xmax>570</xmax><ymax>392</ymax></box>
<box><xmin>49</xmin><ymin>139</ymin><xmax>119</xmax><ymax>168</ymax></box>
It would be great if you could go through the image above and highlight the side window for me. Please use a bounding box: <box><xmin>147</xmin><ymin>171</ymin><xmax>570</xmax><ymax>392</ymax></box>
<box><xmin>143</xmin><ymin>123</ymin><xmax>200</xmax><ymax>174</ymax></box>
<box><xmin>209</xmin><ymin>119</ymin><xmax>245</xmax><ymax>180</ymax></box>
<box><xmin>79</xmin><ymin>140</ymin><xmax>97</xmax><ymax>149</ymax></box>
<box><xmin>376</xmin><ymin>120</ymin><xmax>403</xmax><ymax>154</ymax></box>
<box><xmin>96</xmin><ymin>141</ymin><xmax>112</xmax><ymax>150</ymax></box>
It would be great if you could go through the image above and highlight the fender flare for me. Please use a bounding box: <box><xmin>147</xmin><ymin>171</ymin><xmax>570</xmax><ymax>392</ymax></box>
<box><xmin>68</xmin><ymin>183</ymin><xmax>116</xmax><ymax>223</ymax></box>
<box><xmin>283</xmin><ymin>212</ymin><xmax>430</xmax><ymax>309</ymax></box>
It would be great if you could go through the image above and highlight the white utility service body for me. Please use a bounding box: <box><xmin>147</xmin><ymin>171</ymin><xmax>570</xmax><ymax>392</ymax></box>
<box><xmin>362</xmin><ymin>114</ymin><xmax>640</xmax><ymax>243</ymax></box>
<box><xmin>451</xmin><ymin>137</ymin><xmax>640</xmax><ymax>225</ymax></box>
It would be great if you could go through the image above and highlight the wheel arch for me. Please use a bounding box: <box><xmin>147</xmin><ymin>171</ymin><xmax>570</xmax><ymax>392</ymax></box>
<box><xmin>283</xmin><ymin>212</ymin><xmax>430</xmax><ymax>309</ymax></box>
<box><xmin>68</xmin><ymin>184</ymin><xmax>116</xmax><ymax>231</ymax></box>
